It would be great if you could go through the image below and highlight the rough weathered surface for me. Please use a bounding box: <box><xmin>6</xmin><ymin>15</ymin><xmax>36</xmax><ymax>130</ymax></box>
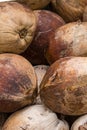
<box><xmin>71</xmin><ymin>114</ymin><xmax>87</xmax><ymax>130</ymax></box>
<box><xmin>46</xmin><ymin>22</ymin><xmax>87</xmax><ymax>64</ymax></box>
<box><xmin>0</xmin><ymin>2</ymin><xmax>37</xmax><ymax>54</ymax></box>
<box><xmin>16</xmin><ymin>0</ymin><xmax>51</xmax><ymax>10</ymax></box>
<box><xmin>22</xmin><ymin>10</ymin><xmax>65</xmax><ymax>65</ymax></box>
<box><xmin>2</xmin><ymin>105</ymin><xmax>69</xmax><ymax>130</ymax></box>
<box><xmin>40</xmin><ymin>57</ymin><xmax>87</xmax><ymax>115</ymax></box>
<box><xmin>51</xmin><ymin>0</ymin><xmax>87</xmax><ymax>22</ymax></box>
<box><xmin>0</xmin><ymin>53</ymin><xmax>37</xmax><ymax>112</ymax></box>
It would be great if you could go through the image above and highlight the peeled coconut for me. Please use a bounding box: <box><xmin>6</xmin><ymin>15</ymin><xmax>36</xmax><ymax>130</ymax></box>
<box><xmin>2</xmin><ymin>104</ymin><xmax>69</xmax><ymax>130</ymax></box>
<box><xmin>0</xmin><ymin>53</ymin><xmax>37</xmax><ymax>113</ymax></box>
<box><xmin>34</xmin><ymin>65</ymin><xmax>49</xmax><ymax>104</ymax></box>
<box><xmin>0</xmin><ymin>2</ymin><xmax>37</xmax><ymax>54</ymax></box>
<box><xmin>71</xmin><ymin>114</ymin><xmax>87</xmax><ymax>130</ymax></box>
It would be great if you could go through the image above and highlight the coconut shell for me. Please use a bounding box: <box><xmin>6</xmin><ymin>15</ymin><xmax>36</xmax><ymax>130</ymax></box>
<box><xmin>51</xmin><ymin>0</ymin><xmax>87</xmax><ymax>22</ymax></box>
<box><xmin>46</xmin><ymin>22</ymin><xmax>87</xmax><ymax>64</ymax></box>
<box><xmin>40</xmin><ymin>57</ymin><xmax>87</xmax><ymax>116</ymax></box>
<box><xmin>2</xmin><ymin>105</ymin><xmax>69</xmax><ymax>130</ymax></box>
<box><xmin>0</xmin><ymin>53</ymin><xmax>37</xmax><ymax>113</ymax></box>
<box><xmin>0</xmin><ymin>2</ymin><xmax>37</xmax><ymax>54</ymax></box>
<box><xmin>21</xmin><ymin>10</ymin><xmax>65</xmax><ymax>65</ymax></box>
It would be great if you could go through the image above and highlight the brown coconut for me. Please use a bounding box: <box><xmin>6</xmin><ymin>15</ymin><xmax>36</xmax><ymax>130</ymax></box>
<box><xmin>51</xmin><ymin>0</ymin><xmax>87</xmax><ymax>22</ymax></box>
<box><xmin>46</xmin><ymin>22</ymin><xmax>87</xmax><ymax>64</ymax></box>
<box><xmin>22</xmin><ymin>10</ymin><xmax>65</xmax><ymax>65</ymax></box>
<box><xmin>0</xmin><ymin>53</ymin><xmax>37</xmax><ymax>113</ymax></box>
<box><xmin>40</xmin><ymin>57</ymin><xmax>87</xmax><ymax>116</ymax></box>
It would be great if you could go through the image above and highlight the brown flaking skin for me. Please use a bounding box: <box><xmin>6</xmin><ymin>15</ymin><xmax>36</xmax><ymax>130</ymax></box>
<box><xmin>40</xmin><ymin>57</ymin><xmax>87</xmax><ymax>115</ymax></box>
<box><xmin>0</xmin><ymin>2</ymin><xmax>37</xmax><ymax>54</ymax></box>
<box><xmin>22</xmin><ymin>10</ymin><xmax>65</xmax><ymax>65</ymax></box>
<box><xmin>51</xmin><ymin>0</ymin><xmax>87</xmax><ymax>22</ymax></box>
<box><xmin>46</xmin><ymin>22</ymin><xmax>87</xmax><ymax>64</ymax></box>
<box><xmin>0</xmin><ymin>53</ymin><xmax>37</xmax><ymax>112</ymax></box>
